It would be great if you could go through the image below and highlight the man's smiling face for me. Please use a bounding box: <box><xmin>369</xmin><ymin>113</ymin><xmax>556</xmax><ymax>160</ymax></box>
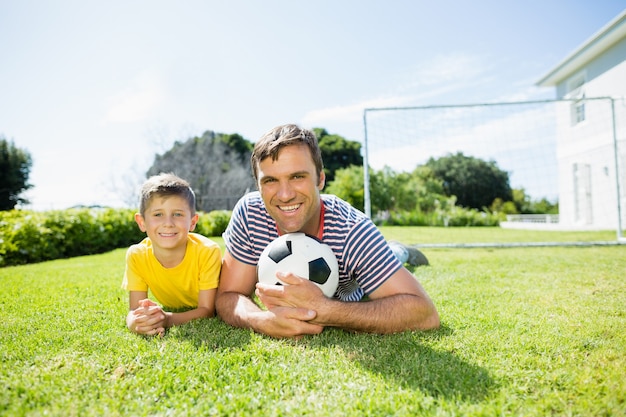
<box><xmin>256</xmin><ymin>143</ymin><xmax>325</xmax><ymax>236</ymax></box>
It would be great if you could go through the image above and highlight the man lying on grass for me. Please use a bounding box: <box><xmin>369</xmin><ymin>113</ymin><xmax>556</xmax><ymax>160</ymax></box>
<box><xmin>121</xmin><ymin>173</ymin><xmax>222</xmax><ymax>336</ymax></box>
<box><xmin>216</xmin><ymin>124</ymin><xmax>439</xmax><ymax>339</ymax></box>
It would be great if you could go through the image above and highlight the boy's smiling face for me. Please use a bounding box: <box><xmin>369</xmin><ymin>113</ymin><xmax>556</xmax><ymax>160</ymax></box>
<box><xmin>135</xmin><ymin>195</ymin><xmax>199</xmax><ymax>251</ymax></box>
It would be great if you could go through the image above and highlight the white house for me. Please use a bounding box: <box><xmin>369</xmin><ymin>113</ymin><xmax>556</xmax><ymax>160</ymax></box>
<box><xmin>536</xmin><ymin>10</ymin><xmax>626</xmax><ymax>235</ymax></box>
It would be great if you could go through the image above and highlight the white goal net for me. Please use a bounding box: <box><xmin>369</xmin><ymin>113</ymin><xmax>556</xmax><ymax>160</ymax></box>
<box><xmin>363</xmin><ymin>98</ymin><xmax>625</xmax><ymax>241</ymax></box>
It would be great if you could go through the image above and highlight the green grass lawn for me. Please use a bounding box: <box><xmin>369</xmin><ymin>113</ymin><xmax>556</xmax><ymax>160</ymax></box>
<box><xmin>1</xmin><ymin>228</ymin><xmax>624</xmax><ymax>416</ymax></box>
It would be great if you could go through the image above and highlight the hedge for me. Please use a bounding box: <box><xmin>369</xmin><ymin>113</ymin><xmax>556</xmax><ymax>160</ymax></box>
<box><xmin>0</xmin><ymin>208</ymin><xmax>231</xmax><ymax>267</ymax></box>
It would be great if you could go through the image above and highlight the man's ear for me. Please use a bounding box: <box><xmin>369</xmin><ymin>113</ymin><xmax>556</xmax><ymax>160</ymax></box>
<box><xmin>134</xmin><ymin>213</ymin><xmax>147</xmax><ymax>232</ymax></box>
<box><xmin>318</xmin><ymin>170</ymin><xmax>326</xmax><ymax>190</ymax></box>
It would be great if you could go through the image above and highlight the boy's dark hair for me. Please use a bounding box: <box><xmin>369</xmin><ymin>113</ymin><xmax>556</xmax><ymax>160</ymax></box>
<box><xmin>139</xmin><ymin>173</ymin><xmax>196</xmax><ymax>216</ymax></box>
<box><xmin>251</xmin><ymin>124</ymin><xmax>324</xmax><ymax>183</ymax></box>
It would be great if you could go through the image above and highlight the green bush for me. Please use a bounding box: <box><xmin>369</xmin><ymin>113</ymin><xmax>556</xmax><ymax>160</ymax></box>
<box><xmin>195</xmin><ymin>210</ymin><xmax>231</xmax><ymax>237</ymax></box>
<box><xmin>0</xmin><ymin>208</ymin><xmax>232</xmax><ymax>267</ymax></box>
<box><xmin>377</xmin><ymin>210</ymin><xmax>432</xmax><ymax>226</ymax></box>
<box><xmin>443</xmin><ymin>206</ymin><xmax>501</xmax><ymax>226</ymax></box>
<box><xmin>0</xmin><ymin>211</ymin><xmax>61</xmax><ymax>266</ymax></box>
<box><xmin>98</xmin><ymin>208</ymin><xmax>147</xmax><ymax>249</ymax></box>
<box><xmin>379</xmin><ymin>206</ymin><xmax>502</xmax><ymax>227</ymax></box>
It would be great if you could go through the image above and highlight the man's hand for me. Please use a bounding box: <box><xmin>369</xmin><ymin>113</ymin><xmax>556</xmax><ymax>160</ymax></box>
<box><xmin>253</xmin><ymin>272</ymin><xmax>331</xmax><ymax>338</ymax></box>
<box><xmin>257</xmin><ymin>268</ymin><xmax>440</xmax><ymax>334</ymax></box>
<box><xmin>253</xmin><ymin>306</ymin><xmax>322</xmax><ymax>339</ymax></box>
<box><xmin>255</xmin><ymin>271</ymin><xmax>328</xmax><ymax>311</ymax></box>
<box><xmin>217</xmin><ymin>252</ymin><xmax>326</xmax><ymax>339</ymax></box>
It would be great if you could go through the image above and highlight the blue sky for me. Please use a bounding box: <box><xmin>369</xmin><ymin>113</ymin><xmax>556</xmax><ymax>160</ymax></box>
<box><xmin>1</xmin><ymin>1</ymin><xmax>625</xmax><ymax>210</ymax></box>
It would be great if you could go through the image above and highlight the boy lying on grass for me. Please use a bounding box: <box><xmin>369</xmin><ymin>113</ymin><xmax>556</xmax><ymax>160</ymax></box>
<box><xmin>121</xmin><ymin>173</ymin><xmax>221</xmax><ymax>336</ymax></box>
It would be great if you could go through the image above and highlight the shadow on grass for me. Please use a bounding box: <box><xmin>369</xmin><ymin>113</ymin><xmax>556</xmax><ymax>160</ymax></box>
<box><xmin>173</xmin><ymin>319</ymin><xmax>495</xmax><ymax>402</ymax></box>
<box><xmin>168</xmin><ymin>317</ymin><xmax>254</xmax><ymax>349</ymax></box>
<box><xmin>309</xmin><ymin>325</ymin><xmax>495</xmax><ymax>402</ymax></box>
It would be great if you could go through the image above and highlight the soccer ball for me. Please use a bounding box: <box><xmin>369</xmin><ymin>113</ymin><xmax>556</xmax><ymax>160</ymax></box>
<box><xmin>257</xmin><ymin>233</ymin><xmax>339</xmax><ymax>297</ymax></box>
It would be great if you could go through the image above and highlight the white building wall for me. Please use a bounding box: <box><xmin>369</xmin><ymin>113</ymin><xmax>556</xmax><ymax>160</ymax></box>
<box><xmin>555</xmin><ymin>47</ymin><xmax>626</xmax><ymax>230</ymax></box>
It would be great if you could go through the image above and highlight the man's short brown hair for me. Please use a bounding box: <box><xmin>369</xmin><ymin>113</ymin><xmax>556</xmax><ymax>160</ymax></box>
<box><xmin>251</xmin><ymin>124</ymin><xmax>324</xmax><ymax>183</ymax></box>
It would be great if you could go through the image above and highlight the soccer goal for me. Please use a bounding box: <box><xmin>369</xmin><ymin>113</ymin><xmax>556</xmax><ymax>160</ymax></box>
<box><xmin>362</xmin><ymin>98</ymin><xmax>626</xmax><ymax>243</ymax></box>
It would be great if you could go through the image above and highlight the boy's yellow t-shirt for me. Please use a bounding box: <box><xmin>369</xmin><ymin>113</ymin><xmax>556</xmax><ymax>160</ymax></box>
<box><xmin>121</xmin><ymin>233</ymin><xmax>221</xmax><ymax>309</ymax></box>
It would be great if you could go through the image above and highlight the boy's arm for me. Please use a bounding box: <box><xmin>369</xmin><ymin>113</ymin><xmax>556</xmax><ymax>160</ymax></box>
<box><xmin>163</xmin><ymin>289</ymin><xmax>216</xmax><ymax>328</ymax></box>
<box><xmin>128</xmin><ymin>291</ymin><xmax>147</xmax><ymax>311</ymax></box>
<box><xmin>126</xmin><ymin>291</ymin><xmax>166</xmax><ymax>335</ymax></box>
<box><xmin>126</xmin><ymin>290</ymin><xmax>215</xmax><ymax>335</ymax></box>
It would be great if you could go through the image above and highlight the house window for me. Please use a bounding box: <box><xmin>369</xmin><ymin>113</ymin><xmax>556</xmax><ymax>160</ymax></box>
<box><xmin>567</xmin><ymin>72</ymin><xmax>586</xmax><ymax>126</ymax></box>
<box><xmin>573</xmin><ymin>163</ymin><xmax>592</xmax><ymax>225</ymax></box>
<box><xmin>573</xmin><ymin>96</ymin><xmax>586</xmax><ymax>124</ymax></box>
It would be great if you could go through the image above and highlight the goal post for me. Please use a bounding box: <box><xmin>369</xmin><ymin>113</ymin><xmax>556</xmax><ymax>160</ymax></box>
<box><xmin>362</xmin><ymin>98</ymin><xmax>625</xmax><ymax>242</ymax></box>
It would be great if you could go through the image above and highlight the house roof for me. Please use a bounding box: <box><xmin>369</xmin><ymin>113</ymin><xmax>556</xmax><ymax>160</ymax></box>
<box><xmin>536</xmin><ymin>9</ymin><xmax>626</xmax><ymax>87</ymax></box>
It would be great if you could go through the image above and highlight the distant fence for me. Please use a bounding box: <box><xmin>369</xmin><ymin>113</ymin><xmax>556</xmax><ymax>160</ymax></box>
<box><xmin>505</xmin><ymin>214</ymin><xmax>560</xmax><ymax>224</ymax></box>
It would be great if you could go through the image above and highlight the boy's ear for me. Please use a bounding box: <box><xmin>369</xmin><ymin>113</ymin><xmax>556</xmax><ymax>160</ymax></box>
<box><xmin>134</xmin><ymin>213</ymin><xmax>147</xmax><ymax>232</ymax></box>
<box><xmin>189</xmin><ymin>213</ymin><xmax>199</xmax><ymax>231</ymax></box>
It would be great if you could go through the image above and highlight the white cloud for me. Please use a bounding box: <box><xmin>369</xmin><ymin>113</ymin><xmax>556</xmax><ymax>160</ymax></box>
<box><xmin>494</xmin><ymin>85</ymin><xmax>553</xmax><ymax>103</ymax></box>
<box><xmin>364</xmin><ymin>101</ymin><xmax>560</xmax><ymax>199</ymax></box>
<box><xmin>301</xmin><ymin>52</ymin><xmax>493</xmax><ymax>128</ymax></box>
<box><xmin>103</xmin><ymin>72</ymin><xmax>165</xmax><ymax>124</ymax></box>
<box><xmin>397</xmin><ymin>52</ymin><xmax>494</xmax><ymax>94</ymax></box>
<box><xmin>301</xmin><ymin>96</ymin><xmax>416</xmax><ymax>127</ymax></box>
<box><xmin>416</xmin><ymin>53</ymin><xmax>488</xmax><ymax>84</ymax></box>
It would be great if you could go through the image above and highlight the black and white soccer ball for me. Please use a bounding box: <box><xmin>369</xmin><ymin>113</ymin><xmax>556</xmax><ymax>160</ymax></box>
<box><xmin>257</xmin><ymin>233</ymin><xmax>339</xmax><ymax>297</ymax></box>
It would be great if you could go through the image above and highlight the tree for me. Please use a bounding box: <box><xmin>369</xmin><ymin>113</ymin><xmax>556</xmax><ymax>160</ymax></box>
<box><xmin>424</xmin><ymin>152</ymin><xmax>512</xmax><ymax>210</ymax></box>
<box><xmin>0</xmin><ymin>137</ymin><xmax>33</xmax><ymax>210</ymax></box>
<box><xmin>510</xmin><ymin>188</ymin><xmax>558</xmax><ymax>214</ymax></box>
<box><xmin>325</xmin><ymin>165</ymin><xmax>367</xmax><ymax>211</ymax></box>
<box><xmin>313</xmin><ymin>128</ymin><xmax>363</xmax><ymax>183</ymax></box>
<box><xmin>147</xmin><ymin>131</ymin><xmax>256</xmax><ymax>212</ymax></box>
<box><xmin>325</xmin><ymin>165</ymin><xmax>400</xmax><ymax>214</ymax></box>
<box><xmin>145</xmin><ymin>127</ymin><xmax>363</xmax><ymax>212</ymax></box>
<box><xmin>326</xmin><ymin>164</ymin><xmax>449</xmax><ymax>216</ymax></box>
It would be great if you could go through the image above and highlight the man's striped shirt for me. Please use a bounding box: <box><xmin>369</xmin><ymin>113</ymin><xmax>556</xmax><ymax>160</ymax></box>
<box><xmin>222</xmin><ymin>192</ymin><xmax>402</xmax><ymax>301</ymax></box>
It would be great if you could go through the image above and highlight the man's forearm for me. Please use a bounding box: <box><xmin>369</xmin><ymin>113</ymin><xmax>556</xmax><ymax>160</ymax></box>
<box><xmin>314</xmin><ymin>294</ymin><xmax>439</xmax><ymax>334</ymax></box>
<box><xmin>216</xmin><ymin>291</ymin><xmax>262</xmax><ymax>330</ymax></box>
